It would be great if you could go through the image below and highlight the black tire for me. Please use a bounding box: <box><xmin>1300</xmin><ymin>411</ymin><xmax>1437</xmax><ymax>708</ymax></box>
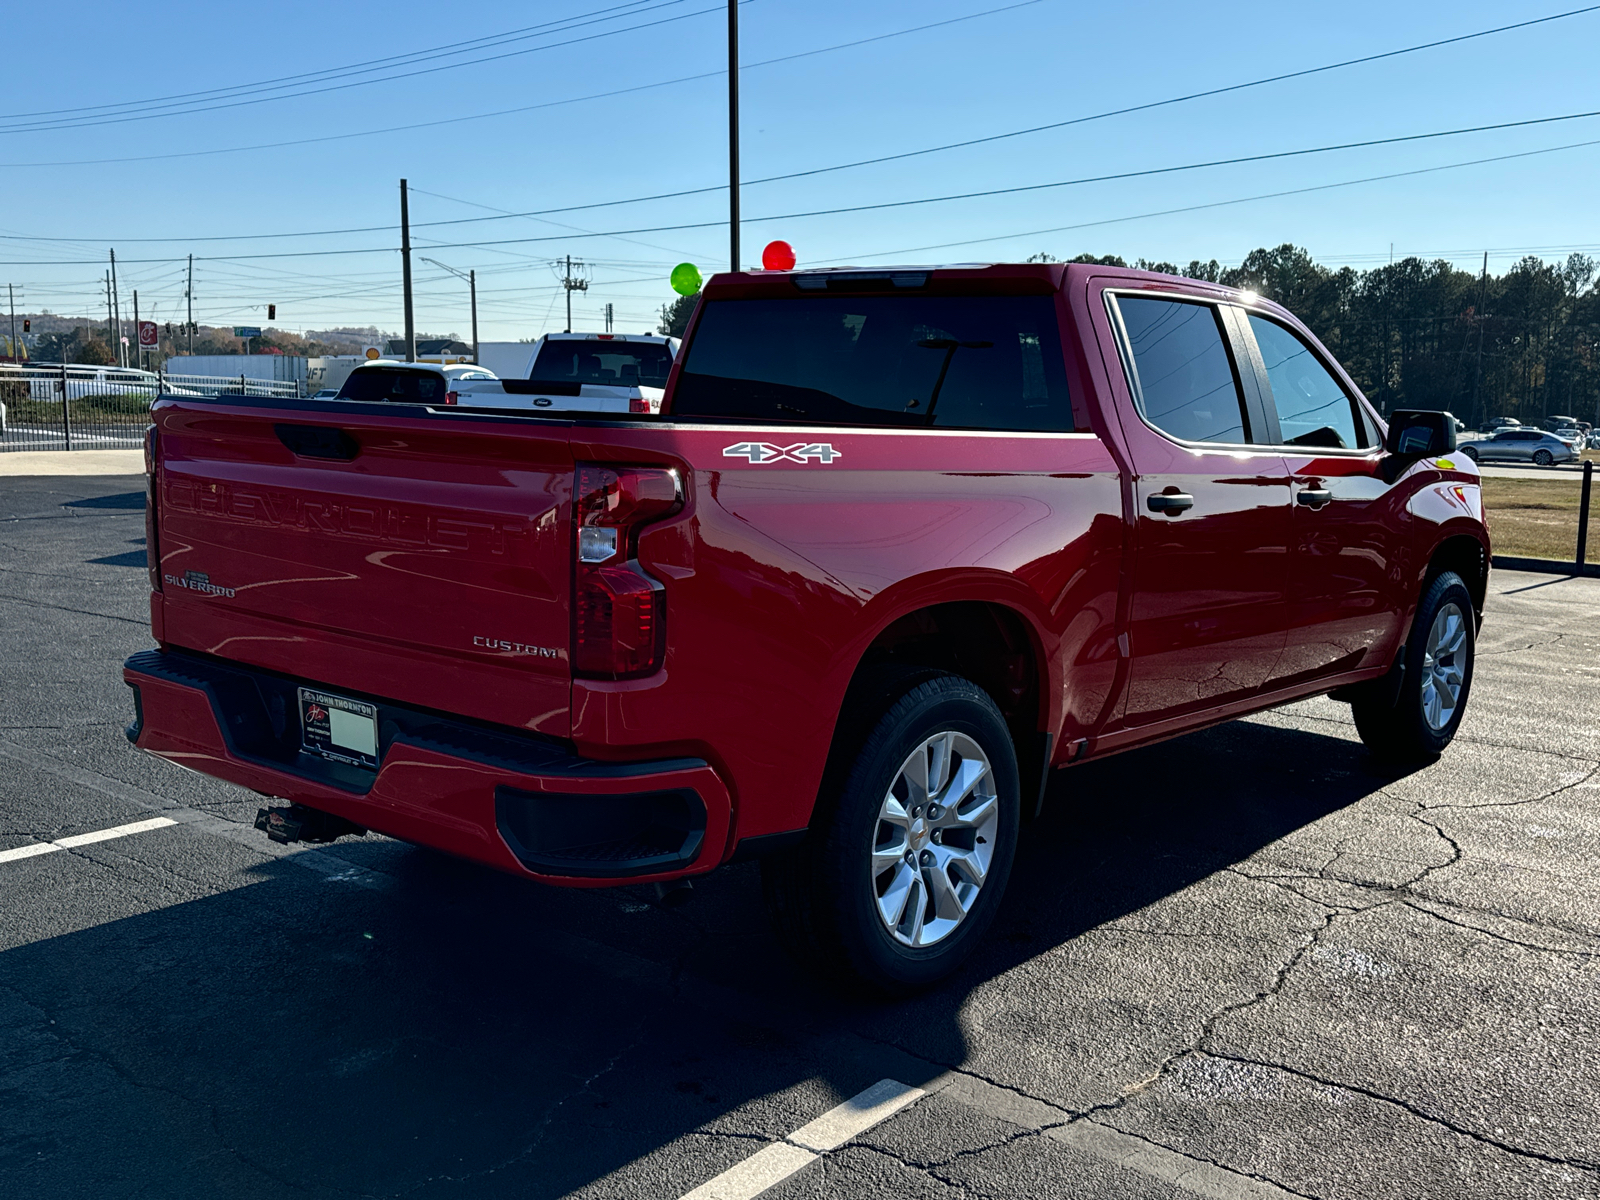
<box><xmin>1352</xmin><ymin>570</ymin><xmax>1475</xmax><ymax>763</ymax></box>
<box><xmin>1533</xmin><ymin>449</ymin><xmax>1554</xmax><ymax>466</ymax></box>
<box><xmin>762</xmin><ymin>673</ymin><xmax>1020</xmax><ymax>993</ymax></box>
<box><xmin>1460</xmin><ymin>446</ymin><xmax>1479</xmax><ymax>462</ymax></box>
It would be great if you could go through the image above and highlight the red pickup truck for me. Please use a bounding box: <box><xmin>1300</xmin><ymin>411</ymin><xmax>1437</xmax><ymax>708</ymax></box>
<box><xmin>124</xmin><ymin>263</ymin><xmax>1488</xmax><ymax>989</ymax></box>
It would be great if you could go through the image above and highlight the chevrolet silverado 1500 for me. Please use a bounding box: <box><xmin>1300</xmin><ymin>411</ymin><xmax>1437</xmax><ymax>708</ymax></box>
<box><xmin>124</xmin><ymin>263</ymin><xmax>1488</xmax><ymax>989</ymax></box>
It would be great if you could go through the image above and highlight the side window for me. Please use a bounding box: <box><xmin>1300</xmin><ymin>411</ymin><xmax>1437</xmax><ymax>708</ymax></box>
<box><xmin>1113</xmin><ymin>296</ymin><xmax>1249</xmax><ymax>444</ymax></box>
<box><xmin>1247</xmin><ymin>315</ymin><xmax>1365</xmax><ymax>450</ymax></box>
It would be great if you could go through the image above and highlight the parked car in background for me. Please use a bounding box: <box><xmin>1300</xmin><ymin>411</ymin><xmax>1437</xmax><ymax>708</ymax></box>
<box><xmin>1458</xmin><ymin>427</ymin><xmax>1578</xmax><ymax>465</ymax></box>
<box><xmin>310</xmin><ymin>388</ymin><xmax>340</xmax><ymax>400</ymax></box>
<box><xmin>25</xmin><ymin>364</ymin><xmax>175</xmax><ymax>402</ymax></box>
<box><xmin>450</xmin><ymin>332</ymin><xmax>678</xmax><ymax>415</ymax></box>
<box><xmin>1551</xmin><ymin>427</ymin><xmax>1586</xmax><ymax>455</ymax></box>
<box><xmin>334</xmin><ymin>360</ymin><xmax>496</xmax><ymax>405</ymax></box>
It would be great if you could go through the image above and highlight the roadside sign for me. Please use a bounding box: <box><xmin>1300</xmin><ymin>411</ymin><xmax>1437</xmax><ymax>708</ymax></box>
<box><xmin>234</xmin><ymin>326</ymin><xmax>262</xmax><ymax>338</ymax></box>
<box><xmin>138</xmin><ymin>321</ymin><xmax>158</xmax><ymax>350</ymax></box>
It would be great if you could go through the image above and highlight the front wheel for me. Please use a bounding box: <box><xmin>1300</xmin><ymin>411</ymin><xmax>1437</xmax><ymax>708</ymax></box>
<box><xmin>1533</xmin><ymin>449</ymin><xmax>1554</xmax><ymax>466</ymax></box>
<box><xmin>1352</xmin><ymin>571</ymin><xmax>1475</xmax><ymax>762</ymax></box>
<box><xmin>762</xmin><ymin>673</ymin><xmax>1020</xmax><ymax>993</ymax></box>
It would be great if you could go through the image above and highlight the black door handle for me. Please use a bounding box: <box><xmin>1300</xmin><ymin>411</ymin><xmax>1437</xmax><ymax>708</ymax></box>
<box><xmin>1296</xmin><ymin>488</ymin><xmax>1333</xmax><ymax>508</ymax></box>
<box><xmin>1146</xmin><ymin>492</ymin><xmax>1195</xmax><ymax>514</ymax></box>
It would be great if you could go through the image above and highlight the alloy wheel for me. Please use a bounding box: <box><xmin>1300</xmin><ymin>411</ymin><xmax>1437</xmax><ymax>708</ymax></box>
<box><xmin>1420</xmin><ymin>601</ymin><xmax>1469</xmax><ymax>732</ymax></box>
<box><xmin>870</xmin><ymin>731</ymin><xmax>998</xmax><ymax>948</ymax></box>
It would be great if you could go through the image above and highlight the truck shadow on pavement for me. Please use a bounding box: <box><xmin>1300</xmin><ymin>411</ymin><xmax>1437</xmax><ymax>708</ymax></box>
<box><xmin>0</xmin><ymin>715</ymin><xmax>1410</xmax><ymax>1198</ymax></box>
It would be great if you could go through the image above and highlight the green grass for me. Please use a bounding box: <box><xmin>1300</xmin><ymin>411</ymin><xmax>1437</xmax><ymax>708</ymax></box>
<box><xmin>1480</xmin><ymin>477</ymin><xmax>1599</xmax><ymax>562</ymax></box>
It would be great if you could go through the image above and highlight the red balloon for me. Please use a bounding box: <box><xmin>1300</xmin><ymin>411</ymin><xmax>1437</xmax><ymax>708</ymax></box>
<box><xmin>762</xmin><ymin>240</ymin><xmax>797</xmax><ymax>271</ymax></box>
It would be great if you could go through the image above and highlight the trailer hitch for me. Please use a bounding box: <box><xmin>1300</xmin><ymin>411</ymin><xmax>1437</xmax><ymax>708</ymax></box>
<box><xmin>254</xmin><ymin>804</ymin><xmax>367</xmax><ymax>846</ymax></box>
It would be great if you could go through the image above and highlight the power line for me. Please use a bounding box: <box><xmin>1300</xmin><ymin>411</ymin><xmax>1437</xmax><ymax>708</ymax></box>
<box><xmin>0</xmin><ymin>0</ymin><xmax>674</xmax><ymax>121</ymax></box>
<box><xmin>0</xmin><ymin>0</ymin><xmax>1042</xmax><ymax>169</ymax></box>
<box><xmin>0</xmin><ymin>1</ymin><xmax>737</xmax><ymax>135</ymax></box>
<box><xmin>9</xmin><ymin>98</ymin><xmax>1600</xmax><ymax>250</ymax></box>
<box><xmin>6</xmin><ymin>123</ymin><xmax>1600</xmax><ymax>270</ymax></box>
<box><xmin>830</xmin><ymin>138</ymin><xmax>1600</xmax><ymax>263</ymax></box>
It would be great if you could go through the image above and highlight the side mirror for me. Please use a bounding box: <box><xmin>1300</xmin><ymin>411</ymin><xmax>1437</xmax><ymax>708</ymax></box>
<box><xmin>1384</xmin><ymin>409</ymin><xmax>1457</xmax><ymax>458</ymax></box>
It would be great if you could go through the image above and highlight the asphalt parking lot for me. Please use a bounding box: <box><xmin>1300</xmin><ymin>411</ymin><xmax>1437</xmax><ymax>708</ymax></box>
<box><xmin>3</xmin><ymin>471</ymin><xmax>1598</xmax><ymax>1200</ymax></box>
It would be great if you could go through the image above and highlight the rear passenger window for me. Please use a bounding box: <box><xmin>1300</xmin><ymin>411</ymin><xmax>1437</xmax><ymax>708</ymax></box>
<box><xmin>672</xmin><ymin>295</ymin><xmax>1072</xmax><ymax>431</ymax></box>
<box><xmin>1247</xmin><ymin>315</ymin><xmax>1366</xmax><ymax>450</ymax></box>
<box><xmin>1113</xmin><ymin>296</ymin><xmax>1249</xmax><ymax>445</ymax></box>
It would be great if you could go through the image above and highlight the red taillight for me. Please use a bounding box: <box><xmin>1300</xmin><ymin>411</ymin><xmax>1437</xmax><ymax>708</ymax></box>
<box><xmin>444</xmin><ymin>390</ymin><xmax>459</xmax><ymax>405</ymax></box>
<box><xmin>144</xmin><ymin>425</ymin><xmax>161</xmax><ymax>592</ymax></box>
<box><xmin>629</xmin><ymin>395</ymin><xmax>649</xmax><ymax>414</ymax></box>
<box><xmin>572</xmin><ymin>464</ymin><xmax>680</xmax><ymax>679</ymax></box>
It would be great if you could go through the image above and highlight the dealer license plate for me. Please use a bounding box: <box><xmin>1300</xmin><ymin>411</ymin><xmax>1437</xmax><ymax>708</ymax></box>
<box><xmin>298</xmin><ymin>687</ymin><xmax>379</xmax><ymax>770</ymax></box>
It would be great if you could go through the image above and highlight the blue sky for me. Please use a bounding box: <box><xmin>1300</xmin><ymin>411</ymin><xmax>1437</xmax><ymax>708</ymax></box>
<box><xmin>2</xmin><ymin>0</ymin><xmax>1597</xmax><ymax>342</ymax></box>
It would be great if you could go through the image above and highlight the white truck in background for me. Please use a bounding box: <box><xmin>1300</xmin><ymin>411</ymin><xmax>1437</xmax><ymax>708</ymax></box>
<box><xmin>450</xmin><ymin>332</ymin><xmax>679</xmax><ymax>416</ymax></box>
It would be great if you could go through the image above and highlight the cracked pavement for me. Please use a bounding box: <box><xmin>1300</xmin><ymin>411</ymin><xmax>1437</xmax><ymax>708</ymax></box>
<box><xmin>2</xmin><ymin>473</ymin><xmax>1598</xmax><ymax>1199</ymax></box>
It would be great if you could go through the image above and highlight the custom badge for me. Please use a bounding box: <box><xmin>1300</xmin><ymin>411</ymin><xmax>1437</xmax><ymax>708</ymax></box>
<box><xmin>722</xmin><ymin>442</ymin><xmax>842</xmax><ymax>464</ymax></box>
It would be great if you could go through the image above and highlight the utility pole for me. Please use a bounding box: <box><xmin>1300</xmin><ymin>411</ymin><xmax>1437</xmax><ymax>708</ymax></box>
<box><xmin>728</xmin><ymin>0</ymin><xmax>740</xmax><ymax>273</ymax></box>
<box><xmin>559</xmin><ymin>254</ymin><xmax>588</xmax><ymax>333</ymax></box>
<box><xmin>105</xmin><ymin>271</ymin><xmax>114</xmax><ymax>354</ymax></box>
<box><xmin>186</xmin><ymin>254</ymin><xmax>194</xmax><ymax>355</ymax></box>
<box><xmin>1470</xmin><ymin>251</ymin><xmax>1488</xmax><ymax>425</ymax></box>
<box><xmin>133</xmin><ymin>290</ymin><xmax>141</xmax><ymax>371</ymax></box>
<box><xmin>400</xmin><ymin>179</ymin><xmax>416</xmax><ymax>363</ymax></box>
<box><xmin>7</xmin><ymin>284</ymin><xmax>16</xmax><ymax>364</ymax></box>
<box><xmin>109</xmin><ymin>249</ymin><xmax>123</xmax><ymax>367</ymax></box>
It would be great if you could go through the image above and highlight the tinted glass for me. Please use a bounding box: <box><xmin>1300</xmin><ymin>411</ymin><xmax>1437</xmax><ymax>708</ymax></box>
<box><xmin>1248</xmin><ymin>315</ymin><xmax>1364</xmax><ymax>450</ymax></box>
<box><xmin>337</xmin><ymin>368</ymin><xmax>447</xmax><ymax>403</ymax></box>
<box><xmin>671</xmin><ymin>295</ymin><xmax>1071</xmax><ymax>430</ymax></box>
<box><xmin>1115</xmin><ymin>297</ymin><xmax>1247</xmax><ymax>444</ymax></box>
<box><xmin>531</xmin><ymin>341</ymin><xmax>673</xmax><ymax>388</ymax></box>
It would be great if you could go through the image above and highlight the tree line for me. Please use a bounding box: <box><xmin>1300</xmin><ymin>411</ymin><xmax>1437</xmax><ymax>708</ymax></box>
<box><xmin>1039</xmin><ymin>245</ymin><xmax>1600</xmax><ymax>428</ymax></box>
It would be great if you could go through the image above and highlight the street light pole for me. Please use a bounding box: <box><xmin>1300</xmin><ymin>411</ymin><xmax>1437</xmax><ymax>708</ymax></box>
<box><xmin>728</xmin><ymin>0</ymin><xmax>740</xmax><ymax>274</ymax></box>
<box><xmin>419</xmin><ymin>257</ymin><xmax>478</xmax><ymax>364</ymax></box>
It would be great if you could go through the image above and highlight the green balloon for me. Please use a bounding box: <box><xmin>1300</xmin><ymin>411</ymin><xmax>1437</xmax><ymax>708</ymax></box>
<box><xmin>670</xmin><ymin>262</ymin><xmax>703</xmax><ymax>296</ymax></box>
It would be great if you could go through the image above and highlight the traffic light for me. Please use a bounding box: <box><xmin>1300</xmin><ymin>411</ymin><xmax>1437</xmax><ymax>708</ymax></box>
<box><xmin>268</xmin><ymin>304</ymin><xmax>276</xmax><ymax>321</ymax></box>
<box><xmin>21</xmin><ymin>319</ymin><xmax>28</xmax><ymax>333</ymax></box>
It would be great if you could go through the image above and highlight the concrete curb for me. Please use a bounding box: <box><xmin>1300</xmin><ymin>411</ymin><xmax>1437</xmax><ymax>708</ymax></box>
<box><xmin>0</xmin><ymin>449</ymin><xmax>144</xmax><ymax>476</ymax></box>
<box><xmin>1493</xmin><ymin>555</ymin><xmax>1600</xmax><ymax>577</ymax></box>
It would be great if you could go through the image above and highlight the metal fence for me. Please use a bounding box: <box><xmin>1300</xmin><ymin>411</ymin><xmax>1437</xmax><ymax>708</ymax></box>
<box><xmin>0</xmin><ymin>366</ymin><xmax>302</xmax><ymax>451</ymax></box>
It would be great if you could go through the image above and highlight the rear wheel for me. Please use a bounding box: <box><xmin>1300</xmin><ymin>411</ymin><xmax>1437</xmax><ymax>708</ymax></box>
<box><xmin>1533</xmin><ymin>449</ymin><xmax>1554</xmax><ymax>466</ymax></box>
<box><xmin>1460</xmin><ymin>446</ymin><xmax>1479</xmax><ymax>462</ymax></box>
<box><xmin>1352</xmin><ymin>571</ymin><xmax>1475</xmax><ymax>762</ymax></box>
<box><xmin>762</xmin><ymin>673</ymin><xmax>1020</xmax><ymax>993</ymax></box>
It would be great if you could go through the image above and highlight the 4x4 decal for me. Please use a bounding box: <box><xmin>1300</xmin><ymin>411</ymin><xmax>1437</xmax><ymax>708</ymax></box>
<box><xmin>722</xmin><ymin>441</ymin><xmax>842</xmax><ymax>465</ymax></box>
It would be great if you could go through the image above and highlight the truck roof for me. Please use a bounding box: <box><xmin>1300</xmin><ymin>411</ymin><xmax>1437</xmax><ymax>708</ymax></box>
<box><xmin>698</xmin><ymin>262</ymin><xmax>1259</xmax><ymax>304</ymax></box>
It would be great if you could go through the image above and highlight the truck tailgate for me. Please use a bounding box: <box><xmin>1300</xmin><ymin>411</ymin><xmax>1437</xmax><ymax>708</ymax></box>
<box><xmin>151</xmin><ymin>399</ymin><xmax>574</xmax><ymax>738</ymax></box>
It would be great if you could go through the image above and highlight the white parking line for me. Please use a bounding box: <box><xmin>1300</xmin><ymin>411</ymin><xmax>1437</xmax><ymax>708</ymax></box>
<box><xmin>680</xmin><ymin>1079</ymin><xmax>924</xmax><ymax>1200</ymax></box>
<box><xmin>0</xmin><ymin>816</ymin><xmax>177</xmax><ymax>864</ymax></box>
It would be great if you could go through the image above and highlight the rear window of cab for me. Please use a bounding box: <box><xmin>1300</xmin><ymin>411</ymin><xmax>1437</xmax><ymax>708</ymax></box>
<box><xmin>337</xmin><ymin>367</ymin><xmax>447</xmax><ymax>403</ymax></box>
<box><xmin>671</xmin><ymin>295</ymin><xmax>1071</xmax><ymax>431</ymax></box>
